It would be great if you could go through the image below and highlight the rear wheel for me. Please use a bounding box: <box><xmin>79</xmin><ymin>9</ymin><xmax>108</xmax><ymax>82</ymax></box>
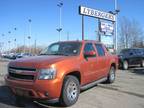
<box><xmin>105</xmin><ymin>66</ymin><xmax>116</xmax><ymax>84</ymax></box>
<box><xmin>123</xmin><ymin>60</ymin><xmax>129</xmax><ymax>70</ymax></box>
<box><xmin>141</xmin><ymin>59</ymin><xmax>144</xmax><ymax>67</ymax></box>
<box><xmin>60</xmin><ymin>75</ymin><xmax>80</xmax><ymax>107</ymax></box>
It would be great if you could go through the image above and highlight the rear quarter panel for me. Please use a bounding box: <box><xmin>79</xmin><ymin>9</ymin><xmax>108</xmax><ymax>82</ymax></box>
<box><xmin>101</xmin><ymin>45</ymin><xmax>118</xmax><ymax>77</ymax></box>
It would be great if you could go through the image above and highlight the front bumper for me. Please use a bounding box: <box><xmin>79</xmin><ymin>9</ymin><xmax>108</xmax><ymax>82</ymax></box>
<box><xmin>5</xmin><ymin>75</ymin><xmax>63</xmax><ymax>100</ymax></box>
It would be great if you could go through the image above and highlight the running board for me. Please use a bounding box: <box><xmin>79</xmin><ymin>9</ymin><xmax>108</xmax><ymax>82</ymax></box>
<box><xmin>80</xmin><ymin>77</ymin><xmax>107</xmax><ymax>91</ymax></box>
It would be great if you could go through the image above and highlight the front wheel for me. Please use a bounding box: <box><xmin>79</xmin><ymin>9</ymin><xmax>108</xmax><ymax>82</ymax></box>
<box><xmin>60</xmin><ymin>75</ymin><xmax>80</xmax><ymax>107</ymax></box>
<box><xmin>105</xmin><ymin>66</ymin><xmax>116</xmax><ymax>84</ymax></box>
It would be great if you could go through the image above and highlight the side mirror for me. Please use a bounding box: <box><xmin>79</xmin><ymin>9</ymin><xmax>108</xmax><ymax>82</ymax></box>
<box><xmin>84</xmin><ymin>51</ymin><xmax>96</xmax><ymax>58</ymax></box>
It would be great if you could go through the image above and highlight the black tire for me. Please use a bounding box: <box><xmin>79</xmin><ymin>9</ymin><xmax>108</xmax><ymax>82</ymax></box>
<box><xmin>141</xmin><ymin>59</ymin><xmax>144</xmax><ymax>67</ymax></box>
<box><xmin>60</xmin><ymin>75</ymin><xmax>80</xmax><ymax>107</ymax></box>
<box><xmin>122</xmin><ymin>60</ymin><xmax>129</xmax><ymax>70</ymax></box>
<box><xmin>105</xmin><ymin>66</ymin><xmax>116</xmax><ymax>84</ymax></box>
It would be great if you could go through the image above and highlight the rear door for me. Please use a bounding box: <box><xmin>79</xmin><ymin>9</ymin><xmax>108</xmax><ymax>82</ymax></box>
<box><xmin>94</xmin><ymin>44</ymin><xmax>108</xmax><ymax>78</ymax></box>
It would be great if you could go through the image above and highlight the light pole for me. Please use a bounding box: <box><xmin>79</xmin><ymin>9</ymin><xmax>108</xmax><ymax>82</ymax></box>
<box><xmin>114</xmin><ymin>0</ymin><xmax>119</xmax><ymax>52</ymax></box>
<box><xmin>24</xmin><ymin>35</ymin><xmax>26</xmax><ymax>53</ymax></box>
<box><xmin>114</xmin><ymin>0</ymin><xmax>117</xmax><ymax>52</ymax></box>
<box><xmin>28</xmin><ymin>19</ymin><xmax>32</xmax><ymax>38</ymax></box>
<box><xmin>8</xmin><ymin>31</ymin><xmax>11</xmax><ymax>53</ymax></box>
<box><xmin>28</xmin><ymin>36</ymin><xmax>31</xmax><ymax>53</ymax></box>
<box><xmin>56</xmin><ymin>28</ymin><xmax>62</xmax><ymax>41</ymax></box>
<box><xmin>14</xmin><ymin>28</ymin><xmax>17</xmax><ymax>51</ymax></box>
<box><xmin>14</xmin><ymin>38</ymin><xmax>17</xmax><ymax>53</ymax></box>
<box><xmin>95</xmin><ymin>30</ymin><xmax>99</xmax><ymax>41</ymax></box>
<box><xmin>8</xmin><ymin>41</ymin><xmax>11</xmax><ymax>54</ymax></box>
<box><xmin>67</xmin><ymin>32</ymin><xmax>69</xmax><ymax>41</ymax></box>
<box><xmin>57</xmin><ymin>1</ymin><xmax>63</xmax><ymax>41</ymax></box>
<box><xmin>28</xmin><ymin>19</ymin><xmax>32</xmax><ymax>53</ymax></box>
<box><xmin>1</xmin><ymin>34</ymin><xmax>5</xmax><ymax>53</ymax></box>
<box><xmin>34</xmin><ymin>39</ymin><xmax>37</xmax><ymax>54</ymax></box>
<box><xmin>109</xmin><ymin>0</ymin><xmax>120</xmax><ymax>52</ymax></box>
<box><xmin>82</xmin><ymin>15</ymin><xmax>84</xmax><ymax>40</ymax></box>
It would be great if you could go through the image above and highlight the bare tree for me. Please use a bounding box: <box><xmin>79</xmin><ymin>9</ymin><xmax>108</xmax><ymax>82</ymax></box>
<box><xmin>10</xmin><ymin>45</ymin><xmax>44</xmax><ymax>55</ymax></box>
<box><xmin>118</xmin><ymin>17</ymin><xmax>144</xmax><ymax>50</ymax></box>
<box><xmin>130</xmin><ymin>20</ymin><xmax>144</xmax><ymax>47</ymax></box>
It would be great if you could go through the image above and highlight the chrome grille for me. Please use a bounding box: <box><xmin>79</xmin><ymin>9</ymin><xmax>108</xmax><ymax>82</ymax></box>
<box><xmin>8</xmin><ymin>67</ymin><xmax>36</xmax><ymax>80</ymax></box>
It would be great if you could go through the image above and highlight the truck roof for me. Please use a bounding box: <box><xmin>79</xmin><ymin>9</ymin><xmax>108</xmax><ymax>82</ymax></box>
<box><xmin>55</xmin><ymin>40</ymin><xmax>102</xmax><ymax>44</ymax></box>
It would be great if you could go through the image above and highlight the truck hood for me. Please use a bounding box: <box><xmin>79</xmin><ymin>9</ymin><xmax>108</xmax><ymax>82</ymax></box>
<box><xmin>9</xmin><ymin>55</ymin><xmax>71</xmax><ymax>69</ymax></box>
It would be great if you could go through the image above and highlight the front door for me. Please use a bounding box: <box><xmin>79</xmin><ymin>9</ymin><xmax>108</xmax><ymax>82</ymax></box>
<box><xmin>81</xmin><ymin>43</ymin><xmax>98</xmax><ymax>84</ymax></box>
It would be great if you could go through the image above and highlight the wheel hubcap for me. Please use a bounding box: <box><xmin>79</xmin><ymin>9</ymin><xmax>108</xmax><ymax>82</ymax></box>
<box><xmin>142</xmin><ymin>60</ymin><xmax>144</xmax><ymax>67</ymax></box>
<box><xmin>124</xmin><ymin>61</ymin><xmax>128</xmax><ymax>69</ymax></box>
<box><xmin>67</xmin><ymin>81</ymin><xmax>78</xmax><ymax>101</ymax></box>
<box><xmin>110</xmin><ymin>68</ymin><xmax>115</xmax><ymax>81</ymax></box>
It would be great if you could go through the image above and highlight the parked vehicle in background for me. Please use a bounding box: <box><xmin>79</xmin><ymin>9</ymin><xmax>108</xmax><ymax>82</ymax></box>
<box><xmin>1</xmin><ymin>53</ymin><xmax>33</xmax><ymax>60</ymax></box>
<box><xmin>118</xmin><ymin>48</ymin><xmax>144</xmax><ymax>70</ymax></box>
<box><xmin>16</xmin><ymin>53</ymin><xmax>33</xmax><ymax>58</ymax></box>
<box><xmin>5</xmin><ymin>40</ymin><xmax>118</xmax><ymax>107</ymax></box>
<box><xmin>9</xmin><ymin>53</ymin><xmax>17</xmax><ymax>59</ymax></box>
<box><xmin>2</xmin><ymin>53</ymin><xmax>17</xmax><ymax>59</ymax></box>
<box><xmin>1</xmin><ymin>53</ymin><xmax>7</xmax><ymax>58</ymax></box>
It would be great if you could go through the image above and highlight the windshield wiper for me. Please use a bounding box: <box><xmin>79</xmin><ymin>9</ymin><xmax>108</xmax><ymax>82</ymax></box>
<box><xmin>40</xmin><ymin>53</ymin><xmax>54</xmax><ymax>56</ymax></box>
<box><xmin>40</xmin><ymin>53</ymin><xmax>47</xmax><ymax>55</ymax></box>
<box><xmin>52</xmin><ymin>53</ymin><xmax>69</xmax><ymax>56</ymax></box>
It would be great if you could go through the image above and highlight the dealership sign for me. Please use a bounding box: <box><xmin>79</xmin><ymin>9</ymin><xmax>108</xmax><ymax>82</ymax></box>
<box><xmin>100</xmin><ymin>22</ymin><xmax>114</xmax><ymax>35</ymax></box>
<box><xmin>79</xmin><ymin>6</ymin><xmax>115</xmax><ymax>22</ymax></box>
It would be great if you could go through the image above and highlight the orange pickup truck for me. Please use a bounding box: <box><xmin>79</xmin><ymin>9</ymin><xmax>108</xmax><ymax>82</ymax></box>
<box><xmin>5</xmin><ymin>40</ymin><xmax>118</xmax><ymax>106</ymax></box>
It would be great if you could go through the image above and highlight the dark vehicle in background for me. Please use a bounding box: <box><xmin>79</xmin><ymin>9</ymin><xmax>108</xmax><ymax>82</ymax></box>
<box><xmin>118</xmin><ymin>48</ymin><xmax>144</xmax><ymax>70</ymax></box>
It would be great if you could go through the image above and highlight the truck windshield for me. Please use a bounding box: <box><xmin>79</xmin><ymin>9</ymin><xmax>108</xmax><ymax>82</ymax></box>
<box><xmin>40</xmin><ymin>42</ymin><xmax>82</xmax><ymax>56</ymax></box>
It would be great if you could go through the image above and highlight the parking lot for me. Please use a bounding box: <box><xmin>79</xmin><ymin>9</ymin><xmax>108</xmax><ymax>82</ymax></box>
<box><xmin>0</xmin><ymin>60</ymin><xmax>144</xmax><ymax>108</ymax></box>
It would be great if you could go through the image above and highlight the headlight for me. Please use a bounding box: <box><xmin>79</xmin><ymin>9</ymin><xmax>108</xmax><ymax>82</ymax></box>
<box><xmin>38</xmin><ymin>67</ymin><xmax>57</xmax><ymax>80</ymax></box>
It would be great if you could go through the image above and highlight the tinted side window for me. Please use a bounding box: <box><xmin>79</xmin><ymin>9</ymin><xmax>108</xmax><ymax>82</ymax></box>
<box><xmin>84</xmin><ymin>43</ymin><xmax>95</xmax><ymax>52</ymax></box>
<box><xmin>49</xmin><ymin>44</ymin><xmax>59</xmax><ymax>52</ymax></box>
<box><xmin>128</xmin><ymin>49</ymin><xmax>134</xmax><ymax>56</ymax></box>
<box><xmin>95</xmin><ymin>44</ymin><xmax>105</xmax><ymax>56</ymax></box>
<box><xmin>136</xmin><ymin>49</ymin><xmax>143</xmax><ymax>56</ymax></box>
